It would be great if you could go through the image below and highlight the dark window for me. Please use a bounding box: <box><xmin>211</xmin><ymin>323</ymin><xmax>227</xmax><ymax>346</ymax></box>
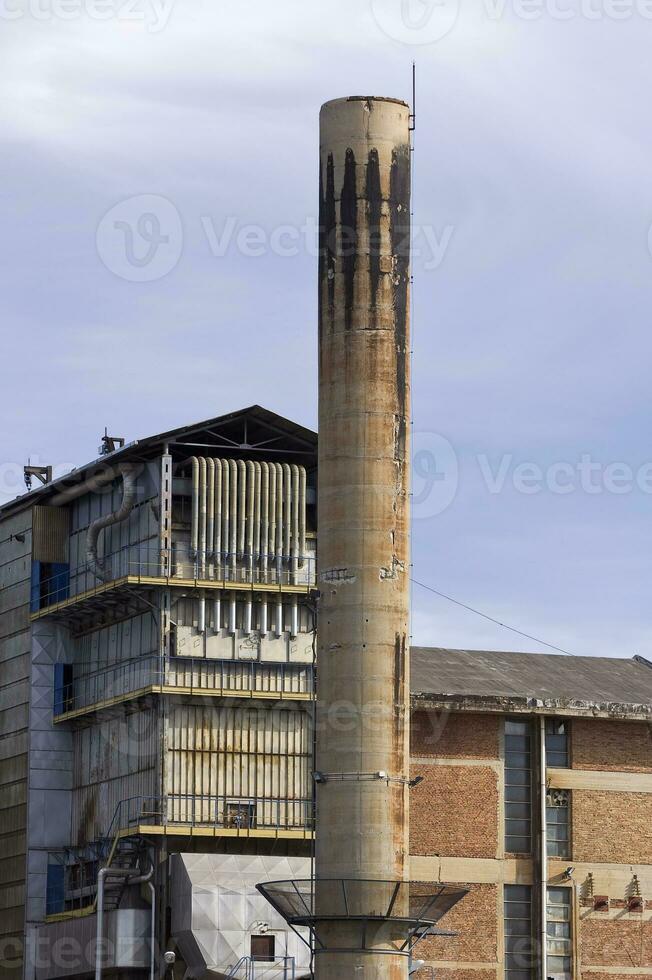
<box><xmin>546</xmin><ymin>718</ymin><xmax>569</xmax><ymax>768</ymax></box>
<box><xmin>505</xmin><ymin>719</ymin><xmax>532</xmax><ymax>854</ymax></box>
<box><xmin>504</xmin><ymin>884</ymin><xmax>535</xmax><ymax>979</ymax></box>
<box><xmin>251</xmin><ymin>935</ymin><xmax>275</xmax><ymax>962</ymax></box>
<box><xmin>53</xmin><ymin>664</ymin><xmax>74</xmax><ymax>716</ymax></box>
<box><xmin>224</xmin><ymin>801</ymin><xmax>256</xmax><ymax>829</ymax></box>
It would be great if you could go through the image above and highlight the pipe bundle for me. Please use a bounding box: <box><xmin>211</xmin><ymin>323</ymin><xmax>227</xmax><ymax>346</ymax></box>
<box><xmin>188</xmin><ymin>459</ymin><xmax>307</xmax><ymax>584</ymax></box>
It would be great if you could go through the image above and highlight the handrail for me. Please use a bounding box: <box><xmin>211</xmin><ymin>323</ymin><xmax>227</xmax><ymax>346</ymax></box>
<box><xmin>53</xmin><ymin>654</ymin><xmax>315</xmax><ymax>717</ymax></box>
<box><xmin>225</xmin><ymin>956</ymin><xmax>296</xmax><ymax>979</ymax></box>
<box><xmin>37</xmin><ymin>547</ymin><xmax>317</xmax><ymax>610</ymax></box>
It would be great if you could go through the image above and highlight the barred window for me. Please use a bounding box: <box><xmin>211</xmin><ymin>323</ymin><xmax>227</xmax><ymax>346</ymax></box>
<box><xmin>547</xmin><ymin>886</ymin><xmax>572</xmax><ymax>979</ymax></box>
<box><xmin>504</xmin><ymin>883</ymin><xmax>535</xmax><ymax>980</ymax></box>
<box><xmin>505</xmin><ymin>718</ymin><xmax>533</xmax><ymax>854</ymax></box>
<box><xmin>545</xmin><ymin>718</ymin><xmax>569</xmax><ymax>768</ymax></box>
<box><xmin>546</xmin><ymin>789</ymin><xmax>571</xmax><ymax>859</ymax></box>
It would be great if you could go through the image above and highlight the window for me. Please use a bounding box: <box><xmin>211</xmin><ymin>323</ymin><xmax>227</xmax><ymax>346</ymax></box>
<box><xmin>505</xmin><ymin>719</ymin><xmax>533</xmax><ymax>854</ymax></box>
<box><xmin>251</xmin><ymin>935</ymin><xmax>275</xmax><ymax>962</ymax></box>
<box><xmin>546</xmin><ymin>790</ymin><xmax>570</xmax><ymax>859</ymax></box>
<box><xmin>504</xmin><ymin>884</ymin><xmax>535</xmax><ymax>980</ymax></box>
<box><xmin>546</xmin><ymin>719</ymin><xmax>569</xmax><ymax>768</ymax></box>
<box><xmin>224</xmin><ymin>801</ymin><xmax>256</xmax><ymax>829</ymax></box>
<box><xmin>547</xmin><ymin>887</ymin><xmax>572</xmax><ymax>979</ymax></box>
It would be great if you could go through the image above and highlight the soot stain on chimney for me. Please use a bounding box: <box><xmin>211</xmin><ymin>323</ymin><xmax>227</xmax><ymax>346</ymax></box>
<box><xmin>390</xmin><ymin>144</ymin><xmax>411</xmax><ymax>460</ymax></box>
<box><xmin>319</xmin><ymin>154</ymin><xmax>337</xmax><ymax>335</ymax></box>
<box><xmin>366</xmin><ymin>147</ymin><xmax>382</xmax><ymax>322</ymax></box>
<box><xmin>341</xmin><ymin>147</ymin><xmax>357</xmax><ymax>332</ymax></box>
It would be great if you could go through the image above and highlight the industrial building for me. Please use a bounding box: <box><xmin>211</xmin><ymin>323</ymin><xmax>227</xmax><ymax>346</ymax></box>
<box><xmin>2</xmin><ymin>410</ymin><xmax>652</xmax><ymax>980</ymax></box>
<box><xmin>2</xmin><ymin>93</ymin><xmax>652</xmax><ymax>980</ymax></box>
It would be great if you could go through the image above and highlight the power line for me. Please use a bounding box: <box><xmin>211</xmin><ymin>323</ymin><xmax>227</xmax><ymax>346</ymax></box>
<box><xmin>411</xmin><ymin>577</ymin><xmax>578</xmax><ymax>658</ymax></box>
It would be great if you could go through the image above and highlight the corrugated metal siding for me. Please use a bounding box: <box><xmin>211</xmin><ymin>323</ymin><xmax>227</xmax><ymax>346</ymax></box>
<box><xmin>72</xmin><ymin>709</ymin><xmax>158</xmax><ymax>844</ymax></box>
<box><xmin>0</xmin><ymin>509</ymin><xmax>32</xmax><ymax>973</ymax></box>
<box><xmin>68</xmin><ymin>467</ymin><xmax>158</xmax><ymax>596</ymax></box>
<box><xmin>166</xmin><ymin>701</ymin><xmax>311</xmax><ymax>823</ymax></box>
<box><xmin>32</xmin><ymin>506</ymin><xmax>70</xmax><ymax>564</ymax></box>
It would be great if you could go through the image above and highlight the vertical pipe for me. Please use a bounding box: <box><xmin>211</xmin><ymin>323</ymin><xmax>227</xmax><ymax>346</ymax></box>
<box><xmin>214</xmin><ymin>459</ymin><xmax>223</xmax><ymax>624</ymax></box>
<box><xmin>221</xmin><ymin>459</ymin><xmax>230</xmax><ymax>576</ymax></box>
<box><xmin>246</xmin><ymin>460</ymin><xmax>256</xmax><ymax>630</ymax></box>
<box><xmin>316</xmin><ymin>96</ymin><xmax>412</xmax><ymax>978</ymax></box>
<box><xmin>229</xmin><ymin>460</ymin><xmax>238</xmax><ymax>578</ymax></box>
<box><xmin>268</xmin><ymin>463</ymin><xmax>277</xmax><ymax>583</ymax></box>
<box><xmin>253</xmin><ymin>462</ymin><xmax>262</xmax><ymax>564</ymax></box>
<box><xmin>290</xmin><ymin>464</ymin><xmax>300</xmax><ymax>585</ymax></box>
<box><xmin>237</xmin><ymin>460</ymin><xmax>247</xmax><ymax>564</ymax></box>
<box><xmin>206</xmin><ymin>458</ymin><xmax>215</xmax><ymax>571</ymax></box>
<box><xmin>298</xmin><ymin>465</ymin><xmax>306</xmax><ymax>571</ymax></box>
<box><xmin>190</xmin><ymin>457</ymin><xmax>199</xmax><ymax>566</ymax></box>
<box><xmin>230</xmin><ymin>592</ymin><xmax>237</xmax><ymax>634</ymax></box>
<box><xmin>282</xmin><ymin>463</ymin><xmax>292</xmax><ymax>578</ymax></box>
<box><xmin>540</xmin><ymin>717</ymin><xmax>548</xmax><ymax>980</ymax></box>
<box><xmin>276</xmin><ymin>598</ymin><xmax>283</xmax><ymax>637</ymax></box>
<box><xmin>291</xmin><ymin>598</ymin><xmax>299</xmax><ymax>638</ymax></box>
<box><xmin>214</xmin><ymin>459</ymin><xmax>222</xmax><ymax>568</ymax></box>
<box><xmin>198</xmin><ymin>458</ymin><xmax>207</xmax><ymax>633</ymax></box>
<box><xmin>275</xmin><ymin>463</ymin><xmax>284</xmax><ymax>584</ymax></box>
<box><xmin>261</xmin><ymin>462</ymin><xmax>270</xmax><ymax>631</ymax></box>
<box><xmin>198</xmin><ymin>458</ymin><xmax>207</xmax><ymax>577</ymax></box>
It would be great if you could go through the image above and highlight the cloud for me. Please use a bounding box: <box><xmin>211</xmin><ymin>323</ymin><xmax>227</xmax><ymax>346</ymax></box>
<box><xmin>2</xmin><ymin>2</ymin><xmax>652</xmax><ymax>657</ymax></box>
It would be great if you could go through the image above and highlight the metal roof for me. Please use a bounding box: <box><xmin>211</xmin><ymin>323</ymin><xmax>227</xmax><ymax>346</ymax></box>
<box><xmin>0</xmin><ymin>405</ymin><xmax>317</xmax><ymax>520</ymax></box>
<box><xmin>411</xmin><ymin>647</ymin><xmax>652</xmax><ymax>720</ymax></box>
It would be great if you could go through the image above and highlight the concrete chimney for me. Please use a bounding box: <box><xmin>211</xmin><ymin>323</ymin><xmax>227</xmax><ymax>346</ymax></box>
<box><xmin>315</xmin><ymin>95</ymin><xmax>412</xmax><ymax>978</ymax></box>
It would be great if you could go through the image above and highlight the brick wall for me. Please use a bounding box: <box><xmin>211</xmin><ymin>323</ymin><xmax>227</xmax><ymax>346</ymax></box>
<box><xmin>410</xmin><ymin>762</ymin><xmax>499</xmax><ymax>858</ymax></box>
<box><xmin>414</xmin><ymin>970</ymin><xmax>497</xmax><ymax>980</ymax></box>
<box><xmin>572</xmin><ymin>719</ymin><xmax>652</xmax><ymax>772</ymax></box>
<box><xmin>411</xmin><ymin>710</ymin><xmax>500</xmax><ymax>760</ymax></box>
<box><xmin>417</xmin><ymin>883</ymin><xmax>498</xmax><ymax>964</ymax></box>
<box><xmin>573</xmin><ymin>790</ymin><xmax>652</xmax><ymax>864</ymax></box>
<box><xmin>580</xmin><ymin>918</ymin><xmax>652</xmax><ymax>968</ymax></box>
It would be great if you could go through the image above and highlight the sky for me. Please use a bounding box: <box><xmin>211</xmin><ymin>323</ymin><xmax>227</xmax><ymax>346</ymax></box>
<box><xmin>2</xmin><ymin>0</ymin><xmax>652</xmax><ymax>659</ymax></box>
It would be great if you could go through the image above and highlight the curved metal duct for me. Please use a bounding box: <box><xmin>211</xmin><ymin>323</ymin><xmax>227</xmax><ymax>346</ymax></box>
<box><xmin>86</xmin><ymin>463</ymin><xmax>140</xmax><ymax>581</ymax></box>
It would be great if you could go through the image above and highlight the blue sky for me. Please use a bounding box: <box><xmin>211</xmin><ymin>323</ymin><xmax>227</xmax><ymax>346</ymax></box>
<box><xmin>2</xmin><ymin>0</ymin><xmax>652</xmax><ymax>658</ymax></box>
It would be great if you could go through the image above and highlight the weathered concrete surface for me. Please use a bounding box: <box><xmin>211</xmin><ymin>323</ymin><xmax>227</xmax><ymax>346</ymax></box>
<box><xmin>316</xmin><ymin>95</ymin><xmax>412</xmax><ymax>978</ymax></box>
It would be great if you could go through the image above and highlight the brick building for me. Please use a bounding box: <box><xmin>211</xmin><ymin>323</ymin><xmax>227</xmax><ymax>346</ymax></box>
<box><xmin>409</xmin><ymin>646</ymin><xmax>652</xmax><ymax>980</ymax></box>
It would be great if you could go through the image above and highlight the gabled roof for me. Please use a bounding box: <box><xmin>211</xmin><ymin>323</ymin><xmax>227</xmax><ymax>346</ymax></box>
<box><xmin>411</xmin><ymin>647</ymin><xmax>652</xmax><ymax>720</ymax></box>
<box><xmin>0</xmin><ymin>405</ymin><xmax>317</xmax><ymax>519</ymax></box>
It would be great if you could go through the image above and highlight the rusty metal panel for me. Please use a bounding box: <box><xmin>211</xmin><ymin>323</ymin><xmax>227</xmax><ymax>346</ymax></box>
<box><xmin>71</xmin><ymin>709</ymin><xmax>158</xmax><ymax>844</ymax></box>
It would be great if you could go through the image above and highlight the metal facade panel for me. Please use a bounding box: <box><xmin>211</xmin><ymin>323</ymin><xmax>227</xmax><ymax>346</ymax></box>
<box><xmin>171</xmin><ymin>852</ymin><xmax>312</xmax><ymax>978</ymax></box>
<box><xmin>166</xmin><ymin>701</ymin><xmax>311</xmax><ymax>823</ymax></box>
<box><xmin>71</xmin><ymin>709</ymin><xmax>158</xmax><ymax>844</ymax></box>
<box><xmin>31</xmin><ymin>507</ymin><xmax>70</xmax><ymax>564</ymax></box>
<box><xmin>0</xmin><ymin>508</ymin><xmax>32</xmax><ymax>966</ymax></box>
